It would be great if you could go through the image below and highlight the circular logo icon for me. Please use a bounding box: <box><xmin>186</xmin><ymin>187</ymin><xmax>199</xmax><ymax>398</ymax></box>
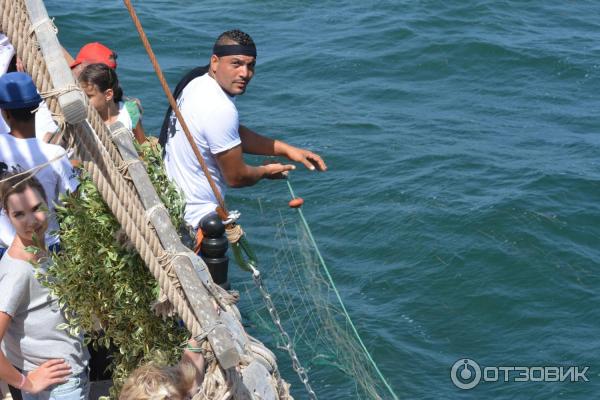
<box><xmin>451</xmin><ymin>358</ymin><xmax>481</xmax><ymax>390</ymax></box>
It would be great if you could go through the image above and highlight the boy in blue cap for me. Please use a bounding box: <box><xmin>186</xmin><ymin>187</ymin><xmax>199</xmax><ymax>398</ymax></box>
<box><xmin>0</xmin><ymin>72</ymin><xmax>78</xmax><ymax>259</ymax></box>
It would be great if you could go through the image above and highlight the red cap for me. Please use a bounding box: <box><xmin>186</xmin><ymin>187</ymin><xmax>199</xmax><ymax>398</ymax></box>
<box><xmin>70</xmin><ymin>42</ymin><xmax>117</xmax><ymax>69</ymax></box>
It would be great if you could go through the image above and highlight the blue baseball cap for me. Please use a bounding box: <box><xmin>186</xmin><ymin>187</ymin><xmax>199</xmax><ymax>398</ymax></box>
<box><xmin>0</xmin><ymin>72</ymin><xmax>42</xmax><ymax>110</ymax></box>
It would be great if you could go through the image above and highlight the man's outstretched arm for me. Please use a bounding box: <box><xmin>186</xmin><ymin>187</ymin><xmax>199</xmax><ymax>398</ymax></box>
<box><xmin>215</xmin><ymin>144</ymin><xmax>295</xmax><ymax>188</ymax></box>
<box><xmin>239</xmin><ymin>125</ymin><xmax>327</xmax><ymax>171</ymax></box>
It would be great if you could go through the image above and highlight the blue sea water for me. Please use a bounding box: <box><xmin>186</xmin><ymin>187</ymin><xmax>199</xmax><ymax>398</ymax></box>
<box><xmin>45</xmin><ymin>0</ymin><xmax>600</xmax><ymax>398</ymax></box>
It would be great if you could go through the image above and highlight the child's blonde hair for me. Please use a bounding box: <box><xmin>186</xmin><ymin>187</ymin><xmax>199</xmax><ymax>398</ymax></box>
<box><xmin>119</xmin><ymin>359</ymin><xmax>197</xmax><ymax>400</ymax></box>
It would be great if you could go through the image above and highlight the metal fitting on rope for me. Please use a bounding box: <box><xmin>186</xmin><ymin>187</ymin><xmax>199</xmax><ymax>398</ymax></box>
<box><xmin>222</xmin><ymin>210</ymin><xmax>241</xmax><ymax>225</ymax></box>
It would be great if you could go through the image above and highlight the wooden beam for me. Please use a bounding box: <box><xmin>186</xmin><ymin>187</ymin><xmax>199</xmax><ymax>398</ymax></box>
<box><xmin>109</xmin><ymin>122</ymin><xmax>241</xmax><ymax>369</ymax></box>
<box><xmin>24</xmin><ymin>0</ymin><xmax>86</xmax><ymax>124</ymax></box>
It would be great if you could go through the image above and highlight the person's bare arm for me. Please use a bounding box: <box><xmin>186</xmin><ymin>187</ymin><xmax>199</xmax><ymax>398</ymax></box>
<box><xmin>132</xmin><ymin>120</ymin><xmax>147</xmax><ymax>144</ymax></box>
<box><xmin>181</xmin><ymin>338</ymin><xmax>205</xmax><ymax>396</ymax></box>
<box><xmin>62</xmin><ymin>47</ymin><xmax>74</xmax><ymax>65</ymax></box>
<box><xmin>0</xmin><ymin>312</ymin><xmax>72</xmax><ymax>393</ymax></box>
<box><xmin>239</xmin><ymin>125</ymin><xmax>327</xmax><ymax>171</ymax></box>
<box><xmin>0</xmin><ymin>313</ymin><xmax>23</xmax><ymax>390</ymax></box>
<box><xmin>215</xmin><ymin>144</ymin><xmax>295</xmax><ymax>188</ymax></box>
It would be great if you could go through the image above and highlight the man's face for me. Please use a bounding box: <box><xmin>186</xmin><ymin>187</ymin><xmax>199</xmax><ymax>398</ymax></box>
<box><xmin>211</xmin><ymin>54</ymin><xmax>256</xmax><ymax>96</ymax></box>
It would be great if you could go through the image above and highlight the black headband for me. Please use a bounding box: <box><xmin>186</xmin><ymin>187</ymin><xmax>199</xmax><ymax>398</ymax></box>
<box><xmin>212</xmin><ymin>44</ymin><xmax>257</xmax><ymax>58</ymax></box>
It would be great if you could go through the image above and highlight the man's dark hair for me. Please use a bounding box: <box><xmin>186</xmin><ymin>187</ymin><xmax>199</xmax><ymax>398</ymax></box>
<box><xmin>215</xmin><ymin>29</ymin><xmax>254</xmax><ymax>47</ymax></box>
<box><xmin>4</xmin><ymin>107</ymin><xmax>37</xmax><ymax>122</ymax></box>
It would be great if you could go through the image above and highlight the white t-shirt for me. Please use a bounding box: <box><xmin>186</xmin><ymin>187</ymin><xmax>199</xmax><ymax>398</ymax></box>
<box><xmin>117</xmin><ymin>101</ymin><xmax>132</xmax><ymax>131</ymax></box>
<box><xmin>163</xmin><ymin>73</ymin><xmax>241</xmax><ymax>228</ymax></box>
<box><xmin>0</xmin><ymin>134</ymin><xmax>79</xmax><ymax>247</ymax></box>
<box><xmin>0</xmin><ymin>33</ymin><xmax>14</xmax><ymax>75</ymax></box>
<box><xmin>0</xmin><ymin>100</ymin><xmax>58</xmax><ymax>141</ymax></box>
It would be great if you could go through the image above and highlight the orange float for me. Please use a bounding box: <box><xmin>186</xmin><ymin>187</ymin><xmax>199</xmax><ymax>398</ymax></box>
<box><xmin>288</xmin><ymin>197</ymin><xmax>304</xmax><ymax>208</ymax></box>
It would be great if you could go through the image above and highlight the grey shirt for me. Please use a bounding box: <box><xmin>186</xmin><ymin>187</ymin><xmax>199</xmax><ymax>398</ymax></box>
<box><xmin>0</xmin><ymin>253</ymin><xmax>88</xmax><ymax>373</ymax></box>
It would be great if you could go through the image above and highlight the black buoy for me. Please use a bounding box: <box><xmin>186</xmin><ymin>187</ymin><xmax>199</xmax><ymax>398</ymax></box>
<box><xmin>199</xmin><ymin>212</ymin><xmax>229</xmax><ymax>289</ymax></box>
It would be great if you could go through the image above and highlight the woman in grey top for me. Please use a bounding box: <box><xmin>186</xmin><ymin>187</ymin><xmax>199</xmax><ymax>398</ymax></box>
<box><xmin>0</xmin><ymin>172</ymin><xmax>89</xmax><ymax>399</ymax></box>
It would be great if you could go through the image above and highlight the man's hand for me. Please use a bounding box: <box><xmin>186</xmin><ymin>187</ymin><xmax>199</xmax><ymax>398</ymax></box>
<box><xmin>284</xmin><ymin>146</ymin><xmax>327</xmax><ymax>172</ymax></box>
<box><xmin>22</xmin><ymin>359</ymin><xmax>72</xmax><ymax>393</ymax></box>
<box><xmin>262</xmin><ymin>161</ymin><xmax>296</xmax><ymax>179</ymax></box>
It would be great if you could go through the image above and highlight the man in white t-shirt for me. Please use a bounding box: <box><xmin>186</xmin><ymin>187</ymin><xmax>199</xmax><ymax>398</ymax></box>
<box><xmin>161</xmin><ymin>30</ymin><xmax>327</xmax><ymax>245</ymax></box>
<box><xmin>0</xmin><ymin>72</ymin><xmax>78</xmax><ymax>257</ymax></box>
<box><xmin>0</xmin><ymin>33</ymin><xmax>58</xmax><ymax>142</ymax></box>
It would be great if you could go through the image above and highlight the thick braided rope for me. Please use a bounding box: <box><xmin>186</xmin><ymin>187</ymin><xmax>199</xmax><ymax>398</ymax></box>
<box><xmin>78</xmin><ymin>107</ymin><xmax>212</xmax><ymax>330</ymax></box>
<box><xmin>73</xmin><ymin>121</ymin><xmax>247</xmax><ymax>396</ymax></box>
<box><xmin>1</xmin><ymin>0</ymin><xmax>55</xmax><ymax>111</ymax></box>
<box><xmin>77</xmin><ymin>116</ymin><xmax>194</xmax><ymax>328</ymax></box>
<box><xmin>81</xmin><ymin>103</ymin><xmax>231</xmax><ymax>304</ymax></box>
<box><xmin>73</xmin><ymin>124</ymin><xmax>202</xmax><ymax>336</ymax></box>
<box><xmin>1</xmin><ymin>0</ymin><xmax>204</xmax><ymax>339</ymax></box>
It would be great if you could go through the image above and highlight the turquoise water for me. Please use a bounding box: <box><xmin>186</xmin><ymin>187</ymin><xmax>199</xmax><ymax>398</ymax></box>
<box><xmin>46</xmin><ymin>1</ymin><xmax>600</xmax><ymax>398</ymax></box>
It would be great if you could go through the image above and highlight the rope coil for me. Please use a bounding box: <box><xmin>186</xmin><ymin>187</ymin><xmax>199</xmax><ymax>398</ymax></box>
<box><xmin>225</xmin><ymin>224</ymin><xmax>244</xmax><ymax>244</ymax></box>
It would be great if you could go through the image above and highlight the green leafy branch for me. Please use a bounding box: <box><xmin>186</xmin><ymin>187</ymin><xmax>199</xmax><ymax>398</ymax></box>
<box><xmin>39</xmin><ymin>141</ymin><xmax>187</xmax><ymax>398</ymax></box>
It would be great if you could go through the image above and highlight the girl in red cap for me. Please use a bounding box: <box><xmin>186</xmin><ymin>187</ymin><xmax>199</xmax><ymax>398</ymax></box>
<box><xmin>68</xmin><ymin>42</ymin><xmax>117</xmax><ymax>77</ymax></box>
